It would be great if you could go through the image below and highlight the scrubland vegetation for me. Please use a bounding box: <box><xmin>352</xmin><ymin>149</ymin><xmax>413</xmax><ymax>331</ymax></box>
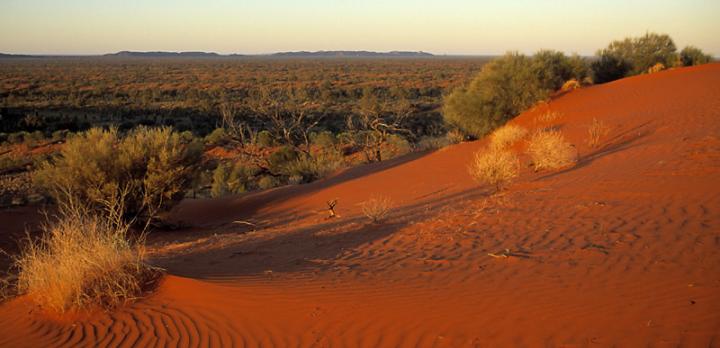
<box><xmin>0</xmin><ymin>32</ymin><xmax>713</xmax><ymax>311</ymax></box>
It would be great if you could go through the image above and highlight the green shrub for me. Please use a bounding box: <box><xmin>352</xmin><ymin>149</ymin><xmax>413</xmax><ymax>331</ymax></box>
<box><xmin>255</xmin><ymin>130</ymin><xmax>274</xmax><ymax>147</ymax></box>
<box><xmin>268</xmin><ymin>146</ymin><xmax>300</xmax><ymax>174</ymax></box>
<box><xmin>310</xmin><ymin>131</ymin><xmax>337</xmax><ymax>149</ymax></box>
<box><xmin>592</xmin><ymin>32</ymin><xmax>679</xmax><ymax>83</ymax></box>
<box><xmin>680</xmin><ymin>46</ymin><xmax>712</xmax><ymax>66</ymax></box>
<box><xmin>34</xmin><ymin>127</ymin><xmax>202</xmax><ymax>224</ymax></box>
<box><xmin>283</xmin><ymin>151</ymin><xmax>344</xmax><ymax>183</ymax></box>
<box><xmin>443</xmin><ymin>52</ymin><xmax>550</xmax><ymax>138</ymax></box>
<box><xmin>205</xmin><ymin>127</ymin><xmax>229</xmax><ymax>146</ymax></box>
<box><xmin>257</xmin><ymin>175</ymin><xmax>279</xmax><ymax>190</ymax></box>
<box><xmin>211</xmin><ymin>161</ymin><xmax>260</xmax><ymax>197</ymax></box>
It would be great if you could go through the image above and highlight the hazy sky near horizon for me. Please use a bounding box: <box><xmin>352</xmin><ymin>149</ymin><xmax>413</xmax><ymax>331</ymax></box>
<box><xmin>1</xmin><ymin>0</ymin><xmax>718</xmax><ymax>56</ymax></box>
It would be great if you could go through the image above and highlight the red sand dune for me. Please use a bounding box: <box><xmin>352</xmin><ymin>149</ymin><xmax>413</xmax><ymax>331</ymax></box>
<box><xmin>1</xmin><ymin>64</ymin><xmax>719</xmax><ymax>347</ymax></box>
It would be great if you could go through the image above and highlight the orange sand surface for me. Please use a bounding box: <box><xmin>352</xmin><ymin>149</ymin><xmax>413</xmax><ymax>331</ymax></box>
<box><xmin>1</xmin><ymin>64</ymin><xmax>719</xmax><ymax>347</ymax></box>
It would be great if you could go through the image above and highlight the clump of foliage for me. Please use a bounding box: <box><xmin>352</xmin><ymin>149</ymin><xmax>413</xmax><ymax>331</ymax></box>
<box><xmin>468</xmin><ymin>148</ymin><xmax>519</xmax><ymax>191</ymax></box>
<box><xmin>443</xmin><ymin>51</ymin><xmax>589</xmax><ymax>138</ymax></box>
<box><xmin>526</xmin><ymin>130</ymin><xmax>577</xmax><ymax>171</ymax></box>
<box><xmin>589</xmin><ymin>33</ymin><xmax>710</xmax><ymax>83</ymax></box>
<box><xmin>14</xmin><ymin>208</ymin><xmax>154</xmax><ymax>312</ymax></box>
<box><xmin>34</xmin><ymin>127</ymin><xmax>202</xmax><ymax>225</ymax></box>
<box><xmin>680</xmin><ymin>46</ymin><xmax>712</xmax><ymax>67</ymax></box>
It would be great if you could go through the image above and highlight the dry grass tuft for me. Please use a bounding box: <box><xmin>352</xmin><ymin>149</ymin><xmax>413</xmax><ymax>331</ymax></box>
<box><xmin>468</xmin><ymin>148</ymin><xmax>519</xmax><ymax>191</ymax></box>
<box><xmin>14</xmin><ymin>211</ymin><xmax>155</xmax><ymax>312</ymax></box>
<box><xmin>361</xmin><ymin>196</ymin><xmax>392</xmax><ymax>223</ymax></box>
<box><xmin>560</xmin><ymin>79</ymin><xmax>581</xmax><ymax>92</ymax></box>
<box><xmin>534</xmin><ymin>110</ymin><xmax>562</xmax><ymax>127</ymax></box>
<box><xmin>490</xmin><ymin>124</ymin><xmax>528</xmax><ymax>150</ymax></box>
<box><xmin>586</xmin><ymin>118</ymin><xmax>610</xmax><ymax>148</ymax></box>
<box><xmin>647</xmin><ymin>62</ymin><xmax>665</xmax><ymax>74</ymax></box>
<box><xmin>526</xmin><ymin>130</ymin><xmax>577</xmax><ymax>171</ymax></box>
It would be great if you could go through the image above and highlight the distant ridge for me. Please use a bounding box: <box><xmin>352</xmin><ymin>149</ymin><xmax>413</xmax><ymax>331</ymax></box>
<box><xmin>0</xmin><ymin>53</ymin><xmax>38</xmax><ymax>59</ymax></box>
<box><xmin>104</xmin><ymin>51</ymin><xmax>222</xmax><ymax>58</ymax></box>
<box><xmin>271</xmin><ymin>51</ymin><xmax>434</xmax><ymax>57</ymax></box>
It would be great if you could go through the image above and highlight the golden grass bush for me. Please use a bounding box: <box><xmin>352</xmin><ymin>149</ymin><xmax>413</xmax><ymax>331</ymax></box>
<box><xmin>647</xmin><ymin>62</ymin><xmax>666</xmax><ymax>74</ymax></box>
<box><xmin>468</xmin><ymin>148</ymin><xmax>519</xmax><ymax>191</ymax></box>
<box><xmin>535</xmin><ymin>110</ymin><xmax>562</xmax><ymax>124</ymax></box>
<box><xmin>14</xmin><ymin>210</ymin><xmax>154</xmax><ymax>312</ymax></box>
<box><xmin>526</xmin><ymin>130</ymin><xmax>577</xmax><ymax>171</ymax></box>
<box><xmin>586</xmin><ymin>118</ymin><xmax>610</xmax><ymax>148</ymax></box>
<box><xmin>361</xmin><ymin>196</ymin><xmax>392</xmax><ymax>223</ymax></box>
<box><xmin>490</xmin><ymin>124</ymin><xmax>528</xmax><ymax>150</ymax></box>
<box><xmin>560</xmin><ymin>79</ymin><xmax>581</xmax><ymax>92</ymax></box>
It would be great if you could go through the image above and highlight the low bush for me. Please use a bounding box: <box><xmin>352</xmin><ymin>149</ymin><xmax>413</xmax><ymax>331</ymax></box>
<box><xmin>34</xmin><ymin>127</ymin><xmax>202</xmax><ymax>225</ymax></box>
<box><xmin>257</xmin><ymin>175</ymin><xmax>279</xmax><ymax>190</ymax></box>
<box><xmin>14</xmin><ymin>210</ymin><xmax>154</xmax><ymax>312</ymax></box>
<box><xmin>361</xmin><ymin>196</ymin><xmax>392</xmax><ymax>223</ymax></box>
<box><xmin>468</xmin><ymin>148</ymin><xmax>519</xmax><ymax>191</ymax></box>
<box><xmin>586</xmin><ymin>118</ymin><xmax>610</xmax><ymax>148</ymax></box>
<box><xmin>490</xmin><ymin>124</ymin><xmax>527</xmax><ymax>150</ymax></box>
<box><xmin>283</xmin><ymin>151</ymin><xmax>345</xmax><ymax>183</ymax></box>
<box><xmin>647</xmin><ymin>63</ymin><xmax>665</xmax><ymax>74</ymax></box>
<box><xmin>205</xmin><ymin>127</ymin><xmax>229</xmax><ymax>146</ymax></box>
<box><xmin>526</xmin><ymin>130</ymin><xmax>577</xmax><ymax>171</ymax></box>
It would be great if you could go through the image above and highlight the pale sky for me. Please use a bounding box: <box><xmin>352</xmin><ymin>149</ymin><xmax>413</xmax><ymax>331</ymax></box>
<box><xmin>1</xmin><ymin>0</ymin><xmax>717</xmax><ymax>56</ymax></box>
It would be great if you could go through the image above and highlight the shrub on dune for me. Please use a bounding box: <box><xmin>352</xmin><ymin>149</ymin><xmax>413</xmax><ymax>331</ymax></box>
<box><xmin>443</xmin><ymin>51</ymin><xmax>589</xmax><ymax>139</ymax></box>
<box><xmin>14</xmin><ymin>210</ymin><xmax>153</xmax><ymax>312</ymax></box>
<box><xmin>526</xmin><ymin>130</ymin><xmax>577</xmax><ymax>171</ymax></box>
<box><xmin>361</xmin><ymin>196</ymin><xmax>392</xmax><ymax>223</ymax></box>
<box><xmin>680</xmin><ymin>46</ymin><xmax>713</xmax><ymax>67</ymax></box>
<box><xmin>592</xmin><ymin>32</ymin><xmax>681</xmax><ymax>83</ymax></box>
<box><xmin>490</xmin><ymin>124</ymin><xmax>528</xmax><ymax>150</ymax></box>
<box><xmin>468</xmin><ymin>148</ymin><xmax>519</xmax><ymax>191</ymax></box>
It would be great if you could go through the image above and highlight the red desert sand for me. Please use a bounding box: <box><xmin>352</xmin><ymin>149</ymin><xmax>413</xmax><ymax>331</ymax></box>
<box><xmin>1</xmin><ymin>64</ymin><xmax>719</xmax><ymax>347</ymax></box>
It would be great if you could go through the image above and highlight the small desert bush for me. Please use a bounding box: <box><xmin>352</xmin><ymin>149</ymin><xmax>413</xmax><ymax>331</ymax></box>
<box><xmin>526</xmin><ymin>130</ymin><xmax>577</xmax><ymax>171</ymax></box>
<box><xmin>211</xmin><ymin>162</ymin><xmax>260</xmax><ymax>197</ymax></box>
<box><xmin>283</xmin><ymin>151</ymin><xmax>344</xmax><ymax>183</ymax></box>
<box><xmin>490</xmin><ymin>124</ymin><xmax>527</xmax><ymax>150</ymax></box>
<box><xmin>361</xmin><ymin>196</ymin><xmax>392</xmax><ymax>223</ymax></box>
<box><xmin>205</xmin><ymin>127</ymin><xmax>229</xmax><ymax>146</ymax></box>
<box><xmin>561</xmin><ymin>79</ymin><xmax>581</xmax><ymax>92</ymax></box>
<box><xmin>34</xmin><ymin>127</ymin><xmax>202</xmax><ymax>225</ymax></box>
<box><xmin>468</xmin><ymin>148</ymin><xmax>519</xmax><ymax>191</ymax></box>
<box><xmin>586</xmin><ymin>118</ymin><xmax>610</xmax><ymax>148</ymax></box>
<box><xmin>647</xmin><ymin>63</ymin><xmax>665</xmax><ymax>74</ymax></box>
<box><xmin>14</xmin><ymin>211</ymin><xmax>152</xmax><ymax>312</ymax></box>
<box><xmin>257</xmin><ymin>175</ymin><xmax>279</xmax><ymax>190</ymax></box>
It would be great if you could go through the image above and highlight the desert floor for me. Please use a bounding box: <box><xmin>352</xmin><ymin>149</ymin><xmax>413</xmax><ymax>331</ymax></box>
<box><xmin>1</xmin><ymin>64</ymin><xmax>719</xmax><ymax>347</ymax></box>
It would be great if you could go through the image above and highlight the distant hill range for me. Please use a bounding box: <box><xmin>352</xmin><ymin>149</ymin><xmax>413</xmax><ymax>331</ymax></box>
<box><xmin>1</xmin><ymin>50</ymin><xmax>436</xmax><ymax>59</ymax></box>
<box><xmin>104</xmin><ymin>51</ymin><xmax>223</xmax><ymax>58</ymax></box>
<box><xmin>270</xmin><ymin>51</ymin><xmax>434</xmax><ymax>57</ymax></box>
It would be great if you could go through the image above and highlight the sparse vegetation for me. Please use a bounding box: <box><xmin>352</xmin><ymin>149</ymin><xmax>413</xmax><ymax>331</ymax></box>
<box><xmin>361</xmin><ymin>196</ymin><xmax>392</xmax><ymax>223</ymax></box>
<box><xmin>526</xmin><ymin>130</ymin><xmax>577</xmax><ymax>171</ymax></box>
<box><xmin>586</xmin><ymin>118</ymin><xmax>610</xmax><ymax>148</ymax></box>
<box><xmin>14</xmin><ymin>209</ymin><xmax>154</xmax><ymax>312</ymax></box>
<box><xmin>468</xmin><ymin>148</ymin><xmax>519</xmax><ymax>191</ymax></box>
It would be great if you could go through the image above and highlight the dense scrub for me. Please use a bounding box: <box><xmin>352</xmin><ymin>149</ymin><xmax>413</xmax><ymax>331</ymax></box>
<box><xmin>443</xmin><ymin>51</ymin><xmax>589</xmax><ymax>138</ymax></box>
<box><xmin>592</xmin><ymin>33</ymin><xmax>713</xmax><ymax>83</ymax></box>
<box><xmin>34</xmin><ymin>127</ymin><xmax>202</xmax><ymax>225</ymax></box>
